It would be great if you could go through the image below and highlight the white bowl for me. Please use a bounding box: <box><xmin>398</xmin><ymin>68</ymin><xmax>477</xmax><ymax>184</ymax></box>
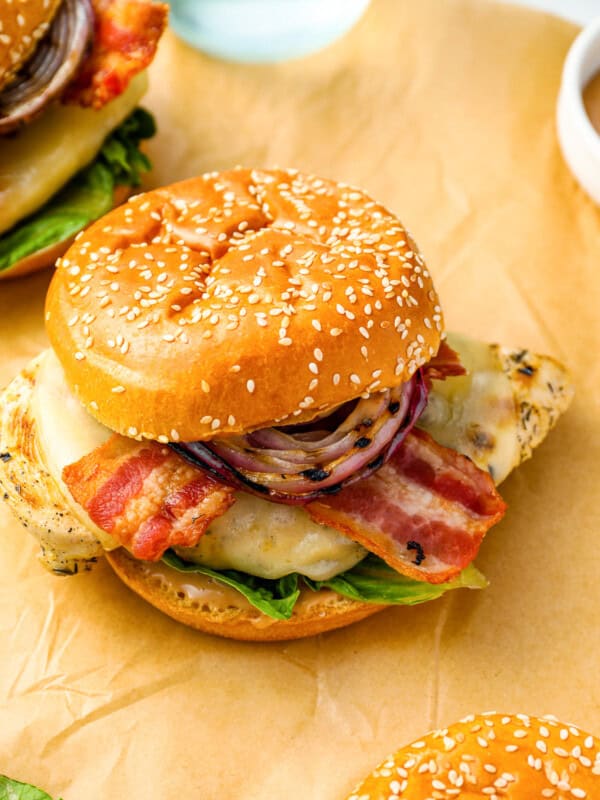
<box><xmin>557</xmin><ymin>16</ymin><xmax>600</xmax><ymax>204</ymax></box>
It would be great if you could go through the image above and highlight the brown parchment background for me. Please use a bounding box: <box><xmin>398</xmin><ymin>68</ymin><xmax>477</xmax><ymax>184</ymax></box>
<box><xmin>1</xmin><ymin>1</ymin><xmax>599</xmax><ymax>797</ymax></box>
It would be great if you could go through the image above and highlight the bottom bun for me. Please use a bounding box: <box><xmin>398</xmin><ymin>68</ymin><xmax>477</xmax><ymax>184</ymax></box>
<box><xmin>106</xmin><ymin>548</ymin><xmax>385</xmax><ymax>641</ymax></box>
<box><xmin>0</xmin><ymin>184</ymin><xmax>133</xmax><ymax>282</ymax></box>
<box><xmin>346</xmin><ymin>711</ymin><xmax>600</xmax><ymax>799</ymax></box>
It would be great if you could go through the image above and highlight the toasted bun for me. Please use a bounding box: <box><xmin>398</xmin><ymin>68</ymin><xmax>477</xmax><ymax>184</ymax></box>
<box><xmin>0</xmin><ymin>0</ymin><xmax>63</xmax><ymax>91</ymax></box>
<box><xmin>0</xmin><ymin>184</ymin><xmax>133</xmax><ymax>282</ymax></box>
<box><xmin>106</xmin><ymin>547</ymin><xmax>385</xmax><ymax>641</ymax></box>
<box><xmin>45</xmin><ymin>167</ymin><xmax>443</xmax><ymax>442</ymax></box>
<box><xmin>346</xmin><ymin>712</ymin><xmax>600</xmax><ymax>799</ymax></box>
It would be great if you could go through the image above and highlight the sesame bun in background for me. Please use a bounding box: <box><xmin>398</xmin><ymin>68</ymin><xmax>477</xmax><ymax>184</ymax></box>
<box><xmin>0</xmin><ymin>0</ymin><xmax>63</xmax><ymax>92</ymax></box>
<box><xmin>345</xmin><ymin>712</ymin><xmax>600</xmax><ymax>799</ymax></box>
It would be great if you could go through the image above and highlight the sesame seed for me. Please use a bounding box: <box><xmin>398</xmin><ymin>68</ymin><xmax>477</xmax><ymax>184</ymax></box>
<box><xmin>112</xmin><ymin>386</ymin><xmax>126</xmax><ymax>393</ymax></box>
<box><xmin>246</xmin><ymin>380</ymin><xmax>255</xmax><ymax>393</ymax></box>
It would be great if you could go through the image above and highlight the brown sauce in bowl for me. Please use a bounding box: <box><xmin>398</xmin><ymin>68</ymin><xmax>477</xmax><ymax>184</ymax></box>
<box><xmin>583</xmin><ymin>70</ymin><xmax>600</xmax><ymax>135</ymax></box>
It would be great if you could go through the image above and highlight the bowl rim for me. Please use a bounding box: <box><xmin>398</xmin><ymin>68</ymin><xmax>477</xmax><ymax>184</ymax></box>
<box><xmin>560</xmin><ymin>16</ymin><xmax>600</xmax><ymax>160</ymax></box>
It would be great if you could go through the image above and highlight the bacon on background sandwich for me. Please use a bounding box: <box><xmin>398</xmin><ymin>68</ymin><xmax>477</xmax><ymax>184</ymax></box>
<box><xmin>0</xmin><ymin>168</ymin><xmax>573</xmax><ymax>640</ymax></box>
<box><xmin>0</xmin><ymin>0</ymin><xmax>167</xmax><ymax>280</ymax></box>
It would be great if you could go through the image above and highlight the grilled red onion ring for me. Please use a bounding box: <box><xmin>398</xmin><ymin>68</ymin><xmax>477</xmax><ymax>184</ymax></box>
<box><xmin>0</xmin><ymin>0</ymin><xmax>94</xmax><ymax>134</ymax></box>
<box><xmin>170</xmin><ymin>372</ymin><xmax>428</xmax><ymax>505</ymax></box>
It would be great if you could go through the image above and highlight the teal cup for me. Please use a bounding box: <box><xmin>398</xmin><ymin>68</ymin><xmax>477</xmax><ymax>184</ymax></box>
<box><xmin>166</xmin><ymin>0</ymin><xmax>372</xmax><ymax>63</ymax></box>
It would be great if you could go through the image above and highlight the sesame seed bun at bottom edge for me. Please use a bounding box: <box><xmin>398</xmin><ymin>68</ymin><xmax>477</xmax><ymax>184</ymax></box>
<box><xmin>106</xmin><ymin>548</ymin><xmax>385</xmax><ymax>641</ymax></box>
<box><xmin>345</xmin><ymin>712</ymin><xmax>600</xmax><ymax>799</ymax></box>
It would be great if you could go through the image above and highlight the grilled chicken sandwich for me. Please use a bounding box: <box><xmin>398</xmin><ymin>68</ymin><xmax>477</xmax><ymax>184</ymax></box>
<box><xmin>0</xmin><ymin>168</ymin><xmax>574</xmax><ymax>640</ymax></box>
<box><xmin>0</xmin><ymin>0</ymin><xmax>167</xmax><ymax>280</ymax></box>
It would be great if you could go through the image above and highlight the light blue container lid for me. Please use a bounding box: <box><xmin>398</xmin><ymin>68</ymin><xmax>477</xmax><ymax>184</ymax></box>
<box><xmin>167</xmin><ymin>0</ymin><xmax>372</xmax><ymax>63</ymax></box>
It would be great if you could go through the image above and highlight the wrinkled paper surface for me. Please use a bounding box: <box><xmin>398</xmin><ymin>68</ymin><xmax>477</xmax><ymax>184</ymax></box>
<box><xmin>1</xmin><ymin>1</ymin><xmax>599</xmax><ymax>797</ymax></box>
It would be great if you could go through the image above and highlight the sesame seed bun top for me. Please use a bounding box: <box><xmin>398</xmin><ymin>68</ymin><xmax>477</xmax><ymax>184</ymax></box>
<box><xmin>45</xmin><ymin>168</ymin><xmax>443</xmax><ymax>442</ymax></box>
<box><xmin>345</xmin><ymin>712</ymin><xmax>600</xmax><ymax>799</ymax></box>
<box><xmin>0</xmin><ymin>0</ymin><xmax>63</xmax><ymax>92</ymax></box>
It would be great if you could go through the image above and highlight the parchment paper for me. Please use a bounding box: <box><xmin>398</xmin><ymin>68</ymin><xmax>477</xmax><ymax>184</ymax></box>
<box><xmin>1</xmin><ymin>1</ymin><xmax>599</xmax><ymax>797</ymax></box>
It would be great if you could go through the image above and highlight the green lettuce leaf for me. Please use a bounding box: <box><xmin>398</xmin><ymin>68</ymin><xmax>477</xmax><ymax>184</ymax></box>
<box><xmin>0</xmin><ymin>108</ymin><xmax>156</xmax><ymax>275</ymax></box>
<box><xmin>305</xmin><ymin>555</ymin><xmax>487</xmax><ymax>605</ymax></box>
<box><xmin>0</xmin><ymin>162</ymin><xmax>114</xmax><ymax>272</ymax></box>
<box><xmin>0</xmin><ymin>775</ymin><xmax>61</xmax><ymax>800</ymax></box>
<box><xmin>161</xmin><ymin>552</ymin><xmax>487</xmax><ymax>621</ymax></box>
<box><xmin>162</xmin><ymin>552</ymin><xmax>301</xmax><ymax>620</ymax></box>
<box><xmin>99</xmin><ymin>107</ymin><xmax>155</xmax><ymax>187</ymax></box>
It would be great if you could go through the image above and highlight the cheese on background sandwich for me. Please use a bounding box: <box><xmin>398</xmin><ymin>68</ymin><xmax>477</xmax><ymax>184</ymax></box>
<box><xmin>0</xmin><ymin>168</ymin><xmax>573</xmax><ymax>640</ymax></box>
<box><xmin>0</xmin><ymin>0</ymin><xmax>167</xmax><ymax>280</ymax></box>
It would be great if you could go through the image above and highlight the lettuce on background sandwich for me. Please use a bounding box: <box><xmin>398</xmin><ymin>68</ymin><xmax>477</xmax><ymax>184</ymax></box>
<box><xmin>0</xmin><ymin>0</ymin><xmax>167</xmax><ymax>280</ymax></box>
<box><xmin>0</xmin><ymin>168</ymin><xmax>573</xmax><ymax>640</ymax></box>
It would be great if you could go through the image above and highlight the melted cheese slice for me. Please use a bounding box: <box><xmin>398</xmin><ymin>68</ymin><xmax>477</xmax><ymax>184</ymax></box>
<box><xmin>419</xmin><ymin>332</ymin><xmax>519</xmax><ymax>484</ymax></box>
<box><xmin>33</xmin><ymin>350</ymin><xmax>115</xmax><ymax>548</ymax></box>
<box><xmin>0</xmin><ymin>73</ymin><xmax>147</xmax><ymax>235</ymax></box>
<box><xmin>175</xmin><ymin>493</ymin><xmax>367</xmax><ymax>581</ymax></box>
<box><xmin>34</xmin><ymin>350</ymin><xmax>112</xmax><ymax>478</ymax></box>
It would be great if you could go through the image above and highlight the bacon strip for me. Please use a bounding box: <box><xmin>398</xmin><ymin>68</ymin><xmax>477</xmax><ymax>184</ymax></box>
<box><xmin>63</xmin><ymin>435</ymin><xmax>234</xmax><ymax>561</ymax></box>
<box><xmin>307</xmin><ymin>428</ymin><xmax>506</xmax><ymax>584</ymax></box>
<box><xmin>423</xmin><ymin>339</ymin><xmax>466</xmax><ymax>384</ymax></box>
<box><xmin>65</xmin><ymin>0</ymin><xmax>168</xmax><ymax>108</ymax></box>
<box><xmin>62</xmin><ymin>419</ymin><xmax>505</xmax><ymax>581</ymax></box>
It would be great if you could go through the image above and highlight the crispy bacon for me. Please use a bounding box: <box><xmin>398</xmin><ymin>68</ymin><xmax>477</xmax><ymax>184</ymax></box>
<box><xmin>62</xmin><ymin>416</ymin><xmax>505</xmax><ymax>581</ymax></box>
<box><xmin>423</xmin><ymin>339</ymin><xmax>466</xmax><ymax>384</ymax></box>
<box><xmin>63</xmin><ymin>435</ymin><xmax>234</xmax><ymax>561</ymax></box>
<box><xmin>65</xmin><ymin>0</ymin><xmax>168</xmax><ymax>108</ymax></box>
<box><xmin>307</xmin><ymin>428</ymin><xmax>506</xmax><ymax>584</ymax></box>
